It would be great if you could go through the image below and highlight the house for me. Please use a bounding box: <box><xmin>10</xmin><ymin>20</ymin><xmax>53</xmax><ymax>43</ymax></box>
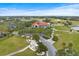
<box><xmin>32</xmin><ymin>22</ymin><xmax>50</xmax><ymax>28</ymax></box>
<box><xmin>0</xmin><ymin>20</ymin><xmax>4</xmax><ymax>23</ymax></box>
<box><xmin>12</xmin><ymin>31</ymin><xmax>19</xmax><ymax>36</ymax></box>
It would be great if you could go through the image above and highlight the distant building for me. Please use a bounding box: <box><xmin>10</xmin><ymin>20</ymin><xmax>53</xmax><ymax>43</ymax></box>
<box><xmin>8</xmin><ymin>23</ymin><xmax>16</xmax><ymax>30</ymax></box>
<box><xmin>32</xmin><ymin>22</ymin><xmax>50</xmax><ymax>28</ymax></box>
<box><xmin>56</xmin><ymin>19</ymin><xmax>61</xmax><ymax>21</ymax></box>
<box><xmin>0</xmin><ymin>20</ymin><xmax>4</xmax><ymax>23</ymax></box>
<box><xmin>12</xmin><ymin>31</ymin><xmax>19</xmax><ymax>36</ymax></box>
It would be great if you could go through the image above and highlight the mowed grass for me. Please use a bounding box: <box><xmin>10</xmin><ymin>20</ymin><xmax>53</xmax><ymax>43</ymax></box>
<box><xmin>0</xmin><ymin>36</ymin><xmax>28</xmax><ymax>55</ymax></box>
<box><xmin>72</xmin><ymin>21</ymin><xmax>79</xmax><ymax>25</ymax></box>
<box><xmin>54</xmin><ymin>26</ymin><xmax>70</xmax><ymax>31</ymax></box>
<box><xmin>50</xmin><ymin>19</ymin><xmax>66</xmax><ymax>23</ymax></box>
<box><xmin>54</xmin><ymin>31</ymin><xmax>79</xmax><ymax>54</ymax></box>
<box><xmin>14</xmin><ymin>48</ymin><xmax>36</xmax><ymax>56</ymax></box>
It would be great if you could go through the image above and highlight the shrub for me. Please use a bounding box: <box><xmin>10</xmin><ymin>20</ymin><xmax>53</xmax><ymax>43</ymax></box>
<box><xmin>32</xmin><ymin>33</ymin><xmax>40</xmax><ymax>42</ymax></box>
<box><xmin>53</xmin><ymin>35</ymin><xmax>59</xmax><ymax>41</ymax></box>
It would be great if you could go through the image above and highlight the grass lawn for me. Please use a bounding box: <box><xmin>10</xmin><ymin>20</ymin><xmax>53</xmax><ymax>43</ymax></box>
<box><xmin>14</xmin><ymin>48</ymin><xmax>37</xmax><ymax>56</ymax></box>
<box><xmin>54</xmin><ymin>31</ymin><xmax>79</xmax><ymax>55</ymax></box>
<box><xmin>54</xmin><ymin>26</ymin><xmax>70</xmax><ymax>31</ymax></box>
<box><xmin>50</xmin><ymin>19</ymin><xmax>66</xmax><ymax>23</ymax></box>
<box><xmin>72</xmin><ymin>21</ymin><xmax>79</xmax><ymax>25</ymax></box>
<box><xmin>0</xmin><ymin>36</ymin><xmax>28</xmax><ymax>55</ymax></box>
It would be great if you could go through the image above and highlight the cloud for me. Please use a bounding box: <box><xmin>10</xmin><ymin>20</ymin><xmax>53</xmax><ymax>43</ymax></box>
<box><xmin>0</xmin><ymin>4</ymin><xmax>79</xmax><ymax>16</ymax></box>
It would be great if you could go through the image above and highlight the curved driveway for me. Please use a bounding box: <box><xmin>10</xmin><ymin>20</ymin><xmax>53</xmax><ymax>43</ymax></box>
<box><xmin>40</xmin><ymin>36</ymin><xmax>56</xmax><ymax>56</ymax></box>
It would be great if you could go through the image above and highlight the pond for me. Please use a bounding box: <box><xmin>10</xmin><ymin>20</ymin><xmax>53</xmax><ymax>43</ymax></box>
<box><xmin>71</xmin><ymin>26</ymin><xmax>79</xmax><ymax>30</ymax></box>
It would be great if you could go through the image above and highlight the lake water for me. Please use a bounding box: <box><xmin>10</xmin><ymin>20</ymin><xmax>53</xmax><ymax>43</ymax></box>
<box><xmin>71</xmin><ymin>26</ymin><xmax>79</xmax><ymax>30</ymax></box>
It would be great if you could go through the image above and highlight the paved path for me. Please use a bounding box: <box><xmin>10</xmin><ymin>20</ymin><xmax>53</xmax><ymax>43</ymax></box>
<box><xmin>6</xmin><ymin>45</ymin><xmax>29</xmax><ymax>56</ymax></box>
<box><xmin>40</xmin><ymin>36</ymin><xmax>57</xmax><ymax>56</ymax></box>
<box><xmin>6</xmin><ymin>29</ymin><xmax>56</xmax><ymax>56</ymax></box>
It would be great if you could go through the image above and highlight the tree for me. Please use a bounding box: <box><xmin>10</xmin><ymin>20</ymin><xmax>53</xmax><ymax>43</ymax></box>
<box><xmin>62</xmin><ymin>42</ymin><xmax>66</xmax><ymax>49</ymax></box>
<box><xmin>65</xmin><ymin>42</ymin><xmax>77</xmax><ymax>56</ymax></box>
<box><xmin>53</xmin><ymin>35</ymin><xmax>59</xmax><ymax>41</ymax></box>
<box><xmin>32</xmin><ymin>33</ymin><xmax>40</xmax><ymax>42</ymax></box>
<box><xmin>66</xmin><ymin>20</ymin><xmax>72</xmax><ymax>25</ymax></box>
<box><xmin>56</xmin><ymin>42</ymin><xmax>77</xmax><ymax>56</ymax></box>
<box><xmin>43</xmin><ymin>28</ymin><xmax>52</xmax><ymax>39</ymax></box>
<box><xmin>36</xmin><ymin>42</ymin><xmax>48</xmax><ymax>55</ymax></box>
<box><xmin>43</xmin><ymin>18</ymin><xmax>50</xmax><ymax>22</ymax></box>
<box><xmin>24</xmin><ymin>21</ymin><xmax>32</xmax><ymax>27</ymax></box>
<box><xmin>64</xmin><ymin>20</ymin><xmax>72</xmax><ymax>27</ymax></box>
<box><xmin>68</xmin><ymin>42</ymin><xmax>73</xmax><ymax>48</ymax></box>
<box><xmin>56</xmin><ymin>42</ymin><xmax>67</xmax><ymax>56</ymax></box>
<box><xmin>30</xmin><ymin>20</ymin><xmax>37</xmax><ymax>23</ymax></box>
<box><xmin>66</xmin><ymin>42</ymin><xmax>73</xmax><ymax>55</ymax></box>
<box><xmin>63</xmin><ymin>22</ymin><xmax>69</xmax><ymax>27</ymax></box>
<box><xmin>56</xmin><ymin>49</ymin><xmax>66</xmax><ymax>56</ymax></box>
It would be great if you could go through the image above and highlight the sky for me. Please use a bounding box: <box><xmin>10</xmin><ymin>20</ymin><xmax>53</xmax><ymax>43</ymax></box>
<box><xmin>0</xmin><ymin>3</ymin><xmax>79</xmax><ymax>16</ymax></box>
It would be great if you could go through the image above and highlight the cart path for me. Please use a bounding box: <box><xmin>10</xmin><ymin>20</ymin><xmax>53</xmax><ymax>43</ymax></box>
<box><xmin>6</xmin><ymin>45</ymin><xmax>29</xmax><ymax>56</ymax></box>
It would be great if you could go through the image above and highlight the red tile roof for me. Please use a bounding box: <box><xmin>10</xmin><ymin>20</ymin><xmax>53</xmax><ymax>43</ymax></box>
<box><xmin>32</xmin><ymin>22</ymin><xmax>49</xmax><ymax>26</ymax></box>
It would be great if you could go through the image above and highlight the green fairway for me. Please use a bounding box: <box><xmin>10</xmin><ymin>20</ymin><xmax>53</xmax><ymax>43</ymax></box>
<box><xmin>50</xmin><ymin>18</ymin><xmax>66</xmax><ymax>23</ymax></box>
<box><xmin>54</xmin><ymin>31</ymin><xmax>79</xmax><ymax>55</ymax></box>
<box><xmin>0</xmin><ymin>36</ymin><xmax>28</xmax><ymax>55</ymax></box>
<box><xmin>72</xmin><ymin>21</ymin><xmax>79</xmax><ymax>25</ymax></box>
<box><xmin>14</xmin><ymin>48</ymin><xmax>36</xmax><ymax>56</ymax></box>
<box><xmin>55</xmin><ymin>26</ymin><xmax>70</xmax><ymax>31</ymax></box>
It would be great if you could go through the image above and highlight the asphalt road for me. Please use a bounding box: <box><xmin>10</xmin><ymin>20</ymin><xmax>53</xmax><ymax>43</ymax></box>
<box><xmin>40</xmin><ymin>36</ymin><xmax>56</xmax><ymax>56</ymax></box>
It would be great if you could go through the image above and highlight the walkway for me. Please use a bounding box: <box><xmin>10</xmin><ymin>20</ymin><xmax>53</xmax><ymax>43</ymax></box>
<box><xmin>6</xmin><ymin>45</ymin><xmax>29</xmax><ymax>56</ymax></box>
